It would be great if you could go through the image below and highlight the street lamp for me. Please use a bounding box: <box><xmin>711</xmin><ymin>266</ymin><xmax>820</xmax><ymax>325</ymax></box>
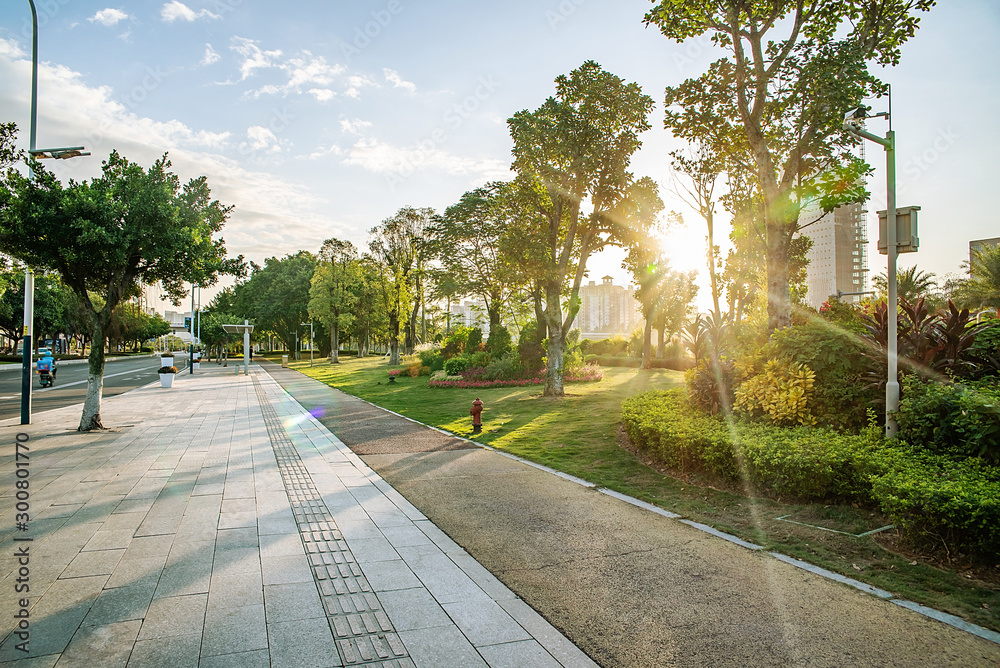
<box><xmin>301</xmin><ymin>322</ymin><xmax>314</xmax><ymax>367</ymax></box>
<box><xmin>21</xmin><ymin>0</ymin><xmax>89</xmax><ymax>425</ymax></box>
<box><xmin>843</xmin><ymin>102</ymin><xmax>919</xmax><ymax>438</ymax></box>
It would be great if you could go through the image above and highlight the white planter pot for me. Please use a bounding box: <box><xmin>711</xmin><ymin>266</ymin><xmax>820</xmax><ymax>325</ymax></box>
<box><xmin>160</xmin><ymin>356</ymin><xmax>174</xmax><ymax>367</ymax></box>
<box><xmin>192</xmin><ymin>362</ymin><xmax>200</xmax><ymax>370</ymax></box>
<box><xmin>159</xmin><ymin>373</ymin><xmax>175</xmax><ymax>388</ymax></box>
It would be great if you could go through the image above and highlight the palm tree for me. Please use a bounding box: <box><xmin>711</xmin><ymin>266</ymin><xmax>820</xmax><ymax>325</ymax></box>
<box><xmin>962</xmin><ymin>244</ymin><xmax>1000</xmax><ymax>311</ymax></box>
<box><xmin>872</xmin><ymin>266</ymin><xmax>937</xmax><ymax>303</ymax></box>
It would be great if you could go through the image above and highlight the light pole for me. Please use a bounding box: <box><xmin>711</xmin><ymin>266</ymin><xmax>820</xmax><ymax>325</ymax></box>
<box><xmin>843</xmin><ymin>102</ymin><xmax>918</xmax><ymax>438</ymax></box>
<box><xmin>21</xmin><ymin>0</ymin><xmax>90</xmax><ymax>424</ymax></box>
<box><xmin>301</xmin><ymin>322</ymin><xmax>314</xmax><ymax>367</ymax></box>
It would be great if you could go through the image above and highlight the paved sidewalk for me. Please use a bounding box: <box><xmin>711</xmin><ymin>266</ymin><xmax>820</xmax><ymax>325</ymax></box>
<box><xmin>0</xmin><ymin>363</ymin><xmax>595</xmax><ymax>667</ymax></box>
<box><xmin>264</xmin><ymin>363</ymin><xmax>1000</xmax><ymax>668</ymax></box>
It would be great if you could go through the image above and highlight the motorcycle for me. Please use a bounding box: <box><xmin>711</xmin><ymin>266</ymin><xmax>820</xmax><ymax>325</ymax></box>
<box><xmin>37</xmin><ymin>369</ymin><xmax>53</xmax><ymax>388</ymax></box>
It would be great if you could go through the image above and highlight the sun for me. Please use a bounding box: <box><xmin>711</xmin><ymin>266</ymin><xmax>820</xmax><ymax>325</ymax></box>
<box><xmin>658</xmin><ymin>224</ymin><xmax>711</xmax><ymax>274</ymax></box>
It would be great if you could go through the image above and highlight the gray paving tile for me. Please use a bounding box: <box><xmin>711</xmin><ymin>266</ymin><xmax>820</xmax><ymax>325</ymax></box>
<box><xmin>441</xmin><ymin>599</ymin><xmax>532</xmax><ymax>647</ymax></box>
<box><xmin>57</xmin><ymin>619</ymin><xmax>140</xmax><ymax>668</ymax></box>
<box><xmin>126</xmin><ymin>634</ymin><xmax>201</xmax><ymax>668</ymax></box>
<box><xmin>261</xmin><ymin>555</ymin><xmax>313</xmax><ymax>586</ymax></box>
<box><xmin>267</xmin><ymin>618</ymin><xmax>339</xmax><ymax>668</ymax></box>
<box><xmin>342</xmin><ymin>536</ymin><xmax>398</xmax><ymax>564</ymax></box>
<box><xmin>360</xmin><ymin>559</ymin><xmax>423</xmax><ymax>592</ymax></box>
<box><xmin>477</xmin><ymin>640</ymin><xmax>562</xmax><ymax>668</ymax></box>
<box><xmin>378</xmin><ymin>587</ymin><xmax>453</xmax><ymax>632</ymax></box>
<box><xmin>201</xmin><ymin>604</ymin><xmax>268</xmax><ymax>656</ymax></box>
<box><xmin>61</xmin><ymin>549</ymin><xmax>126</xmax><ymax>579</ymax></box>
<box><xmin>496</xmin><ymin>598</ymin><xmax>600</xmax><ymax>668</ymax></box>
<box><xmin>263</xmin><ymin>582</ymin><xmax>326</xmax><ymax>623</ymax></box>
<box><xmin>82</xmin><ymin>584</ymin><xmax>156</xmax><ymax>626</ymax></box>
<box><xmin>123</xmin><ymin>535</ymin><xmax>174</xmax><ymax>559</ymax></box>
<box><xmin>396</xmin><ymin>551</ymin><xmax>491</xmax><ymax>605</ymax></box>
<box><xmin>137</xmin><ymin>593</ymin><xmax>207</xmax><ymax>640</ymax></box>
<box><xmin>208</xmin><ymin>570</ymin><xmax>265</xmax><ymax>610</ymax></box>
<box><xmin>259</xmin><ymin>533</ymin><xmax>305</xmax><ymax>559</ymax></box>
<box><xmin>197</xmin><ymin>649</ymin><xmax>271</xmax><ymax>668</ymax></box>
<box><xmin>104</xmin><ymin>554</ymin><xmax>166</xmax><ymax>589</ymax></box>
<box><xmin>398</xmin><ymin>626</ymin><xmax>488</xmax><ymax>668</ymax></box>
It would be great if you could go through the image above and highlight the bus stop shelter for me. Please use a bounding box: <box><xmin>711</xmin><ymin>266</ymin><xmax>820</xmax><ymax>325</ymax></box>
<box><xmin>222</xmin><ymin>320</ymin><xmax>254</xmax><ymax>372</ymax></box>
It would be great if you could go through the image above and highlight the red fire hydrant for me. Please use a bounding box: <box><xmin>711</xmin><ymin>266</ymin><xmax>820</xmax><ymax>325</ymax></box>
<box><xmin>470</xmin><ymin>398</ymin><xmax>483</xmax><ymax>434</ymax></box>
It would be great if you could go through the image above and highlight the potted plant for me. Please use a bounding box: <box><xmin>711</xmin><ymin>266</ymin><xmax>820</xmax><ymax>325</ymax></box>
<box><xmin>160</xmin><ymin>353</ymin><xmax>174</xmax><ymax>367</ymax></box>
<box><xmin>158</xmin><ymin>365</ymin><xmax>178</xmax><ymax>388</ymax></box>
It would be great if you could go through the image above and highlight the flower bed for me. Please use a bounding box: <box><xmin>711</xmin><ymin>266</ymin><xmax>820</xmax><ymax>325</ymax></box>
<box><xmin>428</xmin><ymin>365</ymin><xmax>604</xmax><ymax>389</ymax></box>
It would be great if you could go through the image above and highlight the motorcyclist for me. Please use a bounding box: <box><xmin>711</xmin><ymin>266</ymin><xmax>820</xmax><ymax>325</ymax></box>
<box><xmin>36</xmin><ymin>351</ymin><xmax>56</xmax><ymax>380</ymax></box>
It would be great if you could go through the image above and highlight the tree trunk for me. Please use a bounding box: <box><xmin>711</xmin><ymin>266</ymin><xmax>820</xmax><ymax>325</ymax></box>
<box><xmin>766</xmin><ymin>214</ymin><xmax>793</xmax><ymax>331</ymax></box>
<box><xmin>641</xmin><ymin>320</ymin><xmax>653</xmax><ymax>369</ymax></box>
<box><xmin>331</xmin><ymin>323</ymin><xmax>340</xmax><ymax>364</ymax></box>
<box><xmin>707</xmin><ymin>209</ymin><xmax>721</xmax><ymax>315</ymax></box>
<box><xmin>78</xmin><ymin>318</ymin><xmax>107</xmax><ymax>431</ymax></box>
<box><xmin>389</xmin><ymin>314</ymin><xmax>400</xmax><ymax>366</ymax></box>
<box><xmin>657</xmin><ymin>326</ymin><xmax>666</xmax><ymax>359</ymax></box>
<box><xmin>542</xmin><ymin>285</ymin><xmax>564</xmax><ymax>397</ymax></box>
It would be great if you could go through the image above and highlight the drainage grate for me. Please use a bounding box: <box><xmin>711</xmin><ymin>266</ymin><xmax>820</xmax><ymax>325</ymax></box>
<box><xmin>253</xmin><ymin>376</ymin><xmax>414</xmax><ymax>668</ymax></box>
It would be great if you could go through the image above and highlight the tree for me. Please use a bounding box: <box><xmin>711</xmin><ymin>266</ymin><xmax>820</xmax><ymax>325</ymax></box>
<box><xmin>369</xmin><ymin>207</ymin><xmax>428</xmax><ymax>365</ymax></box>
<box><xmin>962</xmin><ymin>244</ymin><xmax>1000</xmax><ymax>312</ymax></box>
<box><xmin>350</xmin><ymin>256</ymin><xmax>390</xmax><ymax>357</ymax></box>
<box><xmin>671</xmin><ymin>145</ymin><xmax>723</xmax><ymax>314</ymax></box>
<box><xmin>646</xmin><ymin>0</ymin><xmax>932</xmax><ymax>331</ymax></box>
<box><xmin>508</xmin><ymin>60</ymin><xmax>656</xmax><ymax>396</ymax></box>
<box><xmin>235</xmin><ymin>252</ymin><xmax>316</xmax><ymax>356</ymax></box>
<box><xmin>0</xmin><ymin>269</ymin><xmax>71</xmax><ymax>351</ymax></box>
<box><xmin>873</xmin><ymin>265</ymin><xmax>938</xmax><ymax>303</ymax></box>
<box><xmin>433</xmin><ymin>183</ymin><xmax>523</xmax><ymax>332</ymax></box>
<box><xmin>0</xmin><ymin>152</ymin><xmax>242</xmax><ymax>430</ymax></box>
<box><xmin>309</xmin><ymin>238</ymin><xmax>359</xmax><ymax>364</ymax></box>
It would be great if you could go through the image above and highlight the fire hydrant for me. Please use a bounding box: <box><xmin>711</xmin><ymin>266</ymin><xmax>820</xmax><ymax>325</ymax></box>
<box><xmin>470</xmin><ymin>398</ymin><xmax>483</xmax><ymax>434</ymax></box>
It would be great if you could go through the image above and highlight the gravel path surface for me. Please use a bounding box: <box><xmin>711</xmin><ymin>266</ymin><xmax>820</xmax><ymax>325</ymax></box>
<box><xmin>265</xmin><ymin>363</ymin><xmax>1000</xmax><ymax>667</ymax></box>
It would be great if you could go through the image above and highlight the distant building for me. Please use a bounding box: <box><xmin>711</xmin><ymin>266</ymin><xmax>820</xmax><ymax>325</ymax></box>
<box><xmin>801</xmin><ymin>202</ymin><xmax>869</xmax><ymax>310</ymax></box>
<box><xmin>970</xmin><ymin>237</ymin><xmax>1000</xmax><ymax>278</ymax></box>
<box><xmin>449</xmin><ymin>300</ymin><xmax>490</xmax><ymax>334</ymax></box>
<box><xmin>577</xmin><ymin>276</ymin><xmax>642</xmax><ymax>337</ymax></box>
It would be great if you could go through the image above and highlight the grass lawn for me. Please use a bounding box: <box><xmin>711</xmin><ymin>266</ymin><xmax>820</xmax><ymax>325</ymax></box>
<box><xmin>273</xmin><ymin>353</ymin><xmax>1000</xmax><ymax>634</ymax></box>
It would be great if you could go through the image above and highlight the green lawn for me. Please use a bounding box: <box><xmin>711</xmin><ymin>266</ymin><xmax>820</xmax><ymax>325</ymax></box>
<box><xmin>277</xmin><ymin>353</ymin><xmax>1000</xmax><ymax>633</ymax></box>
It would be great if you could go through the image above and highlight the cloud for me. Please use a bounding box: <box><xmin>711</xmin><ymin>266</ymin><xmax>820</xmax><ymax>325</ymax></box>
<box><xmin>0</xmin><ymin>37</ymin><xmax>329</xmax><ymax>267</ymax></box>
<box><xmin>160</xmin><ymin>1</ymin><xmax>220</xmax><ymax>23</ymax></box>
<box><xmin>343</xmin><ymin>138</ymin><xmax>507</xmax><ymax>179</ymax></box>
<box><xmin>88</xmin><ymin>9</ymin><xmax>131</xmax><ymax>26</ymax></box>
<box><xmin>344</xmin><ymin>75</ymin><xmax>378</xmax><ymax>99</ymax></box>
<box><xmin>383</xmin><ymin>68</ymin><xmax>416</xmax><ymax>93</ymax></box>
<box><xmin>339</xmin><ymin>118</ymin><xmax>372</xmax><ymax>135</ymax></box>
<box><xmin>308</xmin><ymin>89</ymin><xmax>334</xmax><ymax>102</ymax></box>
<box><xmin>230</xmin><ymin>36</ymin><xmax>282</xmax><ymax>81</ymax></box>
<box><xmin>202</xmin><ymin>43</ymin><xmax>220</xmax><ymax>66</ymax></box>
<box><xmin>244</xmin><ymin>126</ymin><xmax>278</xmax><ymax>151</ymax></box>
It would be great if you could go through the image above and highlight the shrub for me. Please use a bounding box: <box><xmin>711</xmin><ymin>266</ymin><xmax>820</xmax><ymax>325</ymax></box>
<box><xmin>870</xmin><ymin>447</ymin><xmax>1000</xmax><ymax>558</ymax></box>
<box><xmin>441</xmin><ymin>327</ymin><xmax>471</xmax><ymax>360</ymax></box>
<box><xmin>622</xmin><ymin>390</ymin><xmax>884</xmax><ymax>501</ymax></box>
<box><xmin>581</xmin><ymin>336</ymin><xmax>629</xmax><ymax>357</ymax></box>
<box><xmin>517</xmin><ymin>321</ymin><xmax>545</xmax><ymax>372</ymax></box>
<box><xmin>467</xmin><ymin>327</ymin><xmax>483</xmax><ymax>351</ymax></box>
<box><xmin>481</xmin><ymin>353</ymin><xmax>528</xmax><ymax>381</ymax></box>
<box><xmin>735</xmin><ymin>360</ymin><xmax>817</xmax><ymax>426</ymax></box>
<box><xmin>443</xmin><ymin>356</ymin><xmax>469</xmax><ymax>376</ymax></box>
<box><xmin>684</xmin><ymin>359</ymin><xmax>736</xmax><ymax>415</ymax></box>
<box><xmin>418</xmin><ymin>348</ymin><xmax>444</xmax><ymax>372</ymax></box>
<box><xmin>896</xmin><ymin>376</ymin><xmax>1000</xmax><ymax>464</ymax></box>
<box><xmin>485</xmin><ymin>326</ymin><xmax>512</xmax><ymax>358</ymax></box>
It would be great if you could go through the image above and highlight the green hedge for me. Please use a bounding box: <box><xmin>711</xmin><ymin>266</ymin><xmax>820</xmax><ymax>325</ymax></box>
<box><xmin>621</xmin><ymin>389</ymin><xmax>883</xmax><ymax>500</ymax></box>
<box><xmin>623</xmin><ymin>389</ymin><xmax>1000</xmax><ymax>558</ymax></box>
<box><xmin>591</xmin><ymin>355</ymin><xmax>692</xmax><ymax>371</ymax></box>
<box><xmin>870</xmin><ymin>448</ymin><xmax>1000</xmax><ymax>557</ymax></box>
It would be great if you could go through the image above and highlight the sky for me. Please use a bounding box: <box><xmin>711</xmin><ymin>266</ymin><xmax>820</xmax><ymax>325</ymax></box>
<box><xmin>0</xmin><ymin>0</ymin><xmax>997</xmax><ymax>315</ymax></box>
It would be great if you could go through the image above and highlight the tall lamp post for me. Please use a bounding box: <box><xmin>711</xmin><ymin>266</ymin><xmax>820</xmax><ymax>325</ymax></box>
<box><xmin>21</xmin><ymin>0</ymin><xmax>90</xmax><ymax>425</ymax></box>
<box><xmin>843</xmin><ymin>103</ymin><xmax>919</xmax><ymax>438</ymax></box>
<box><xmin>301</xmin><ymin>322</ymin><xmax>314</xmax><ymax>367</ymax></box>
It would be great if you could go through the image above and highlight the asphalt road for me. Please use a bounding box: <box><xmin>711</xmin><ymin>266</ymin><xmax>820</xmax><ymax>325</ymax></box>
<box><xmin>0</xmin><ymin>355</ymin><xmax>191</xmax><ymax>421</ymax></box>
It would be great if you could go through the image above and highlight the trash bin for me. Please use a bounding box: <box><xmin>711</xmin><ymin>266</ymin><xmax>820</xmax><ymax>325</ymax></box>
<box><xmin>281</xmin><ymin>355</ymin><xmax>289</xmax><ymax>368</ymax></box>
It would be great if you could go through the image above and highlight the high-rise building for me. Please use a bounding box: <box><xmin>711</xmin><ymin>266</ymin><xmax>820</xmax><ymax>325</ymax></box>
<box><xmin>577</xmin><ymin>276</ymin><xmax>643</xmax><ymax>336</ymax></box>
<box><xmin>801</xmin><ymin>202</ymin><xmax>869</xmax><ymax>310</ymax></box>
<box><xmin>970</xmin><ymin>237</ymin><xmax>1000</xmax><ymax>278</ymax></box>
